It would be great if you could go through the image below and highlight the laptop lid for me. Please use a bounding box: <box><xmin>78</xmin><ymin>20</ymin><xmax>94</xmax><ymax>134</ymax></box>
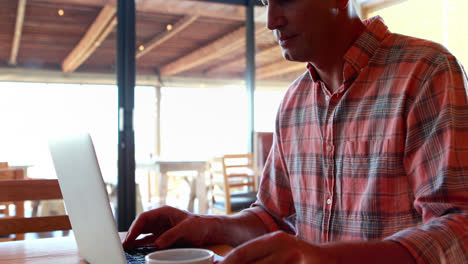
<box><xmin>49</xmin><ymin>133</ymin><xmax>126</xmax><ymax>264</ymax></box>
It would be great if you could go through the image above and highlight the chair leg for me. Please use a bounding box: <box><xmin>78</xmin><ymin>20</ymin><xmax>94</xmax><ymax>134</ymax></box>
<box><xmin>15</xmin><ymin>201</ymin><xmax>25</xmax><ymax>240</ymax></box>
<box><xmin>186</xmin><ymin>176</ymin><xmax>197</xmax><ymax>212</ymax></box>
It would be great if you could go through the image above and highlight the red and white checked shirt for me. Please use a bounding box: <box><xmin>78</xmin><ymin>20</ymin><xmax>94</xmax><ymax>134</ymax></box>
<box><xmin>245</xmin><ymin>17</ymin><xmax>468</xmax><ymax>263</ymax></box>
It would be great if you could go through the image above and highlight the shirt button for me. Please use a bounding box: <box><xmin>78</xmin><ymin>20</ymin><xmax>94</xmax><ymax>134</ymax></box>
<box><xmin>325</xmin><ymin>95</ymin><xmax>330</xmax><ymax>101</ymax></box>
<box><xmin>326</xmin><ymin>145</ymin><xmax>332</xmax><ymax>152</ymax></box>
<box><xmin>327</xmin><ymin>198</ymin><xmax>332</xmax><ymax>205</ymax></box>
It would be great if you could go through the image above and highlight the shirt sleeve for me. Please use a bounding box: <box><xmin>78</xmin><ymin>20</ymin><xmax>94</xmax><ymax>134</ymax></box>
<box><xmin>243</xmin><ymin>102</ymin><xmax>297</xmax><ymax>234</ymax></box>
<box><xmin>385</xmin><ymin>55</ymin><xmax>468</xmax><ymax>263</ymax></box>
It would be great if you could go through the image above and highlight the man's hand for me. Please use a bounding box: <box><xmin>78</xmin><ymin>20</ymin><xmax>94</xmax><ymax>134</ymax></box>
<box><xmin>122</xmin><ymin>206</ymin><xmax>212</xmax><ymax>249</ymax></box>
<box><xmin>219</xmin><ymin>231</ymin><xmax>337</xmax><ymax>264</ymax></box>
<box><xmin>220</xmin><ymin>231</ymin><xmax>415</xmax><ymax>264</ymax></box>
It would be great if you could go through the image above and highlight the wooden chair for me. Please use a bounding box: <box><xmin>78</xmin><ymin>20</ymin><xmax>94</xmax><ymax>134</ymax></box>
<box><xmin>0</xmin><ymin>165</ymin><xmax>11</xmax><ymax>217</ymax></box>
<box><xmin>0</xmin><ymin>177</ymin><xmax>71</xmax><ymax>241</ymax></box>
<box><xmin>209</xmin><ymin>153</ymin><xmax>258</xmax><ymax>215</ymax></box>
<box><xmin>0</xmin><ymin>167</ymin><xmax>24</xmax><ymax>241</ymax></box>
<box><xmin>253</xmin><ymin>132</ymin><xmax>273</xmax><ymax>177</ymax></box>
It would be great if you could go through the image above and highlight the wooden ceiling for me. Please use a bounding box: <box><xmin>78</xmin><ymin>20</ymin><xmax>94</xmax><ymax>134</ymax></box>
<box><xmin>0</xmin><ymin>0</ymin><xmax>308</xmax><ymax>84</ymax></box>
<box><xmin>0</xmin><ymin>0</ymin><xmax>396</xmax><ymax>85</ymax></box>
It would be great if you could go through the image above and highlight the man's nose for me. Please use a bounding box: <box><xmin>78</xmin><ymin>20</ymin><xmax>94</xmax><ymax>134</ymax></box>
<box><xmin>266</xmin><ymin>4</ymin><xmax>287</xmax><ymax>30</ymax></box>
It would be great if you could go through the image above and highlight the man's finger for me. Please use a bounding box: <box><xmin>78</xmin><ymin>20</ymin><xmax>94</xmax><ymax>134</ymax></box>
<box><xmin>123</xmin><ymin>213</ymin><xmax>148</xmax><ymax>248</ymax></box>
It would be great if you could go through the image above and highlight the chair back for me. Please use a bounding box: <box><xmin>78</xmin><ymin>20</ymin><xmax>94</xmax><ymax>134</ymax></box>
<box><xmin>253</xmin><ymin>132</ymin><xmax>273</xmax><ymax>176</ymax></box>
<box><xmin>209</xmin><ymin>153</ymin><xmax>257</xmax><ymax>215</ymax></box>
<box><xmin>0</xmin><ymin>174</ymin><xmax>71</xmax><ymax>241</ymax></box>
<box><xmin>0</xmin><ymin>162</ymin><xmax>8</xmax><ymax>168</ymax></box>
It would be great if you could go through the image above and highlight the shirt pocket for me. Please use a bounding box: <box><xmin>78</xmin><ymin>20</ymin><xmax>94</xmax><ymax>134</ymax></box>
<box><xmin>338</xmin><ymin>139</ymin><xmax>415</xmax><ymax>233</ymax></box>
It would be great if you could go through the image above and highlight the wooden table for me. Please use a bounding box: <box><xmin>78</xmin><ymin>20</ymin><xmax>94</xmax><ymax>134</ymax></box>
<box><xmin>0</xmin><ymin>233</ymin><xmax>232</xmax><ymax>264</ymax></box>
<box><xmin>138</xmin><ymin>160</ymin><xmax>209</xmax><ymax>213</ymax></box>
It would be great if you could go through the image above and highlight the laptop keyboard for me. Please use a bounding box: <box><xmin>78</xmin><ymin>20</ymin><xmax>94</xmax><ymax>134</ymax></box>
<box><xmin>125</xmin><ymin>246</ymin><xmax>157</xmax><ymax>264</ymax></box>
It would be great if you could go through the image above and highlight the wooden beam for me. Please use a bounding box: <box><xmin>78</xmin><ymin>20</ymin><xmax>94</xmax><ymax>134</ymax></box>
<box><xmin>161</xmin><ymin>25</ymin><xmax>269</xmax><ymax>76</ymax></box>
<box><xmin>137</xmin><ymin>0</ymin><xmax>245</xmax><ymax>20</ymax></box>
<box><xmin>136</xmin><ymin>15</ymin><xmax>199</xmax><ymax>59</ymax></box>
<box><xmin>257</xmin><ymin>60</ymin><xmax>305</xmax><ymax>79</ymax></box>
<box><xmin>36</xmin><ymin>0</ymin><xmax>256</xmax><ymax>22</ymax></box>
<box><xmin>9</xmin><ymin>0</ymin><xmax>27</xmax><ymax>66</ymax></box>
<box><xmin>0</xmin><ymin>67</ymin><xmax>291</xmax><ymax>90</ymax></box>
<box><xmin>205</xmin><ymin>44</ymin><xmax>281</xmax><ymax>74</ymax></box>
<box><xmin>61</xmin><ymin>5</ymin><xmax>117</xmax><ymax>73</ymax></box>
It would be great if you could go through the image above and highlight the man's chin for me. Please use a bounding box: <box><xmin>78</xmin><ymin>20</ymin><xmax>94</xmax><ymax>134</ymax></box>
<box><xmin>282</xmin><ymin>52</ymin><xmax>308</xmax><ymax>63</ymax></box>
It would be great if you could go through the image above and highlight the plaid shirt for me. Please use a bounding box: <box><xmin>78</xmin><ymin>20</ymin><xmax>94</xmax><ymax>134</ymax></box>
<box><xmin>245</xmin><ymin>17</ymin><xmax>468</xmax><ymax>263</ymax></box>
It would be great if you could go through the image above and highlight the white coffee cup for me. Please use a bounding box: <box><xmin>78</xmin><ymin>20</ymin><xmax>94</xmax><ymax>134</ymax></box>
<box><xmin>145</xmin><ymin>248</ymin><xmax>214</xmax><ymax>264</ymax></box>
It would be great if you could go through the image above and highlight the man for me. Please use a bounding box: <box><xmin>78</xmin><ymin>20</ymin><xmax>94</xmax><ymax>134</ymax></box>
<box><xmin>124</xmin><ymin>0</ymin><xmax>468</xmax><ymax>263</ymax></box>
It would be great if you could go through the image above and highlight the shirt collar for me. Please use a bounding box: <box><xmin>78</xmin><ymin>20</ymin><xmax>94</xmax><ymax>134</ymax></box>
<box><xmin>307</xmin><ymin>16</ymin><xmax>390</xmax><ymax>84</ymax></box>
<box><xmin>342</xmin><ymin>16</ymin><xmax>389</xmax><ymax>83</ymax></box>
<box><xmin>306</xmin><ymin>63</ymin><xmax>320</xmax><ymax>82</ymax></box>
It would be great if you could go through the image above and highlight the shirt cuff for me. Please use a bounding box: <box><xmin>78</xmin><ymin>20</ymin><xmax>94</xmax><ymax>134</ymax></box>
<box><xmin>385</xmin><ymin>216</ymin><xmax>468</xmax><ymax>264</ymax></box>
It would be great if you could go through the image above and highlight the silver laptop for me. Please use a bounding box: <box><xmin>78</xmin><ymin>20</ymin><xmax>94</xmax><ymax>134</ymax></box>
<box><xmin>49</xmin><ymin>133</ymin><xmax>150</xmax><ymax>264</ymax></box>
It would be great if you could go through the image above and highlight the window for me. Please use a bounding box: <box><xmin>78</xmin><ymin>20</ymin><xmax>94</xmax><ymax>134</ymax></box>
<box><xmin>254</xmin><ymin>89</ymin><xmax>284</xmax><ymax>132</ymax></box>
<box><xmin>0</xmin><ymin>82</ymin><xmax>155</xmax><ymax>183</ymax></box>
<box><xmin>367</xmin><ymin>0</ymin><xmax>467</xmax><ymax>67</ymax></box>
<box><xmin>160</xmin><ymin>86</ymin><xmax>249</xmax><ymax>160</ymax></box>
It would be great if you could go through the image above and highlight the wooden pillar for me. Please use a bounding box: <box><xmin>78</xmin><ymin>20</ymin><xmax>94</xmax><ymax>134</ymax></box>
<box><xmin>117</xmin><ymin>0</ymin><xmax>136</xmax><ymax>231</ymax></box>
<box><xmin>245</xmin><ymin>0</ymin><xmax>256</xmax><ymax>153</ymax></box>
<box><xmin>155</xmin><ymin>86</ymin><xmax>162</xmax><ymax>157</ymax></box>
